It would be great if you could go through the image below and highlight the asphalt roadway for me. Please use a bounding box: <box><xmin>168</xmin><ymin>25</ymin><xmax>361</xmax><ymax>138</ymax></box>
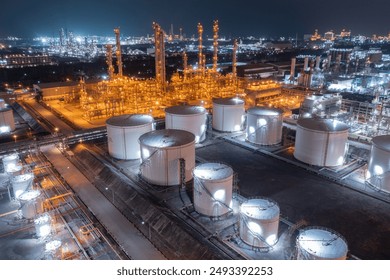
<box><xmin>196</xmin><ymin>140</ymin><xmax>390</xmax><ymax>260</ymax></box>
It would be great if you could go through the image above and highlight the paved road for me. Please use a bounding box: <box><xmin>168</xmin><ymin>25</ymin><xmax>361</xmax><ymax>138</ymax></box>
<box><xmin>41</xmin><ymin>145</ymin><xmax>166</xmax><ymax>260</ymax></box>
<box><xmin>24</xmin><ymin>100</ymin><xmax>75</xmax><ymax>135</ymax></box>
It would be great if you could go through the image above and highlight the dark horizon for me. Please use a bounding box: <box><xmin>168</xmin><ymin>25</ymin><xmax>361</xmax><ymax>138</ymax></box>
<box><xmin>0</xmin><ymin>0</ymin><xmax>389</xmax><ymax>38</ymax></box>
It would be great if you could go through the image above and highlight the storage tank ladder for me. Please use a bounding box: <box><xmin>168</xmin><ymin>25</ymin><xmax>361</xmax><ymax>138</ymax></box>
<box><xmin>194</xmin><ymin>175</ymin><xmax>233</xmax><ymax>216</ymax></box>
<box><xmin>240</xmin><ymin>203</ymin><xmax>277</xmax><ymax>249</ymax></box>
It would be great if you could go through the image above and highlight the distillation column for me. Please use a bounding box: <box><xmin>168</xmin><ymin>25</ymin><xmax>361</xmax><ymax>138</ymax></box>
<box><xmin>114</xmin><ymin>28</ymin><xmax>123</xmax><ymax>76</ymax></box>
<box><xmin>153</xmin><ymin>22</ymin><xmax>166</xmax><ymax>90</ymax></box>
<box><xmin>212</xmin><ymin>20</ymin><xmax>219</xmax><ymax>72</ymax></box>
<box><xmin>106</xmin><ymin>45</ymin><xmax>115</xmax><ymax>80</ymax></box>
<box><xmin>290</xmin><ymin>57</ymin><xmax>296</xmax><ymax>83</ymax></box>
<box><xmin>198</xmin><ymin>23</ymin><xmax>204</xmax><ymax>73</ymax></box>
<box><xmin>232</xmin><ymin>39</ymin><xmax>238</xmax><ymax>78</ymax></box>
<box><xmin>183</xmin><ymin>51</ymin><xmax>188</xmax><ymax>80</ymax></box>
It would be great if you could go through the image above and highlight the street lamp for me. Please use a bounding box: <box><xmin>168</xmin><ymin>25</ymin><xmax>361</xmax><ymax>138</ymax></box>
<box><xmin>13</xmin><ymin>135</ymin><xmax>17</xmax><ymax>143</ymax></box>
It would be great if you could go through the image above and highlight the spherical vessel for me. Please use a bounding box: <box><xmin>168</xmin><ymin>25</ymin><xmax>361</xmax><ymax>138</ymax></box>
<box><xmin>366</xmin><ymin>135</ymin><xmax>390</xmax><ymax>193</ymax></box>
<box><xmin>193</xmin><ymin>162</ymin><xmax>233</xmax><ymax>217</ymax></box>
<box><xmin>0</xmin><ymin>107</ymin><xmax>15</xmax><ymax>132</ymax></box>
<box><xmin>239</xmin><ymin>198</ymin><xmax>280</xmax><ymax>247</ymax></box>
<box><xmin>294</xmin><ymin>118</ymin><xmax>349</xmax><ymax>166</ymax></box>
<box><xmin>106</xmin><ymin>114</ymin><xmax>154</xmax><ymax>160</ymax></box>
<box><xmin>18</xmin><ymin>190</ymin><xmax>44</xmax><ymax>219</ymax></box>
<box><xmin>11</xmin><ymin>173</ymin><xmax>34</xmax><ymax>198</ymax></box>
<box><xmin>246</xmin><ymin>106</ymin><xmax>283</xmax><ymax>145</ymax></box>
<box><xmin>139</xmin><ymin>129</ymin><xmax>195</xmax><ymax>186</ymax></box>
<box><xmin>212</xmin><ymin>97</ymin><xmax>245</xmax><ymax>132</ymax></box>
<box><xmin>165</xmin><ymin>105</ymin><xmax>207</xmax><ymax>143</ymax></box>
<box><xmin>296</xmin><ymin>227</ymin><xmax>348</xmax><ymax>260</ymax></box>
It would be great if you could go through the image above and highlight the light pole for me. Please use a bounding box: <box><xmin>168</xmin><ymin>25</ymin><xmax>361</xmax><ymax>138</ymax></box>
<box><xmin>105</xmin><ymin>187</ymin><xmax>114</xmax><ymax>203</ymax></box>
<box><xmin>13</xmin><ymin>135</ymin><xmax>17</xmax><ymax>143</ymax></box>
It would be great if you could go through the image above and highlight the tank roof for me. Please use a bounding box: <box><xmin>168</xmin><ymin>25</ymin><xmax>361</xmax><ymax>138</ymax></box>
<box><xmin>0</xmin><ymin>107</ymin><xmax>12</xmax><ymax>113</ymax></box>
<box><xmin>12</xmin><ymin>173</ymin><xmax>33</xmax><ymax>182</ymax></box>
<box><xmin>106</xmin><ymin>114</ymin><xmax>154</xmax><ymax>127</ymax></box>
<box><xmin>372</xmin><ymin>135</ymin><xmax>390</xmax><ymax>152</ymax></box>
<box><xmin>193</xmin><ymin>163</ymin><xmax>233</xmax><ymax>181</ymax></box>
<box><xmin>297</xmin><ymin>227</ymin><xmax>348</xmax><ymax>259</ymax></box>
<box><xmin>165</xmin><ymin>105</ymin><xmax>206</xmax><ymax>115</ymax></box>
<box><xmin>139</xmin><ymin>129</ymin><xmax>195</xmax><ymax>148</ymax></box>
<box><xmin>297</xmin><ymin>118</ymin><xmax>349</xmax><ymax>132</ymax></box>
<box><xmin>213</xmin><ymin>97</ymin><xmax>245</xmax><ymax>106</ymax></box>
<box><xmin>247</xmin><ymin>106</ymin><xmax>283</xmax><ymax>116</ymax></box>
<box><xmin>18</xmin><ymin>190</ymin><xmax>40</xmax><ymax>201</ymax></box>
<box><xmin>2</xmin><ymin>153</ymin><xmax>19</xmax><ymax>161</ymax></box>
<box><xmin>241</xmin><ymin>198</ymin><xmax>280</xmax><ymax>220</ymax></box>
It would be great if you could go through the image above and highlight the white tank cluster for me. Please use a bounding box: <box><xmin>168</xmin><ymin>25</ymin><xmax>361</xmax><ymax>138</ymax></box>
<box><xmin>11</xmin><ymin>172</ymin><xmax>34</xmax><ymax>198</ymax></box>
<box><xmin>139</xmin><ymin>129</ymin><xmax>195</xmax><ymax>186</ymax></box>
<box><xmin>296</xmin><ymin>227</ymin><xmax>348</xmax><ymax>260</ymax></box>
<box><xmin>106</xmin><ymin>114</ymin><xmax>155</xmax><ymax>160</ymax></box>
<box><xmin>18</xmin><ymin>189</ymin><xmax>44</xmax><ymax>219</ymax></box>
<box><xmin>246</xmin><ymin>106</ymin><xmax>284</xmax><ymax>145</ymax></box>
<box><xmin>165</xmin><ymin>105</ymin><xmax>207</xmax><ymax>143</ymax></box>
<box><xmin>193</xmin><ymin>162</ymin><xmax>233</xmax><ymax>217</ymax></box>
<box><xmin>0</xmin><ymin>99</ymin><xmax>15</xmax><ymax>133</ymax></box>
<box><xmin>294</xmin><ymin>118</ymin><xmax>349</xmax><ymax>167</ymax></box>
<box><xmin>239</xmin><ymin>198</ymin><xmax>280</xmax><ymax>247</ymax></box>
<box><xmin>366</xmin><ymin>135</ymin><xmax>390</xmax><ymax>193</ymax></box>
<box><xmin>212</xmin><ymin>97</ymin><xmax>245</xmax><ymax>132</ymax></box>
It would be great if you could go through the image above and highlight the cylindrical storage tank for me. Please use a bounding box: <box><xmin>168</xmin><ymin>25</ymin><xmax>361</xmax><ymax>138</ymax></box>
<box><xmin>239</xmin><ymin>198</ymin><xmax>280</xmax><ymax>247</ymax></box>
<box><xmin>2</xmin><ymin>153</ymin><xmax>19</xmax><ymax>171</ymax></box>
<box><xmin>18</xmin><ymin>190</ymin><xmax>44</xmax><ymax>219</ymax></box>
<box><xmin>246</xmin><ymin>106</ymin><xmax>283</xmax><ymax>145</ymax></box>
<box><xmin>193</xmin><ymin>162</ymin><xmax>233</xmax><ymax>217</ymax></box>
<box><xmin>294</xmin><ymin>118</ymin><xmax>349</xmax><ymax>167</ymax></box>
<box><xmin>34</xmin><ymin>213</ymin><xmax>52</xmax><ymax>238</ymax></box>
<box><xmin>296</xmin><ymin>227</ymin><xmax>348</xmax><ymax>260</ymax></box>
<box><xmin>139</xmin><ymin>129</ymin><xmax>195</xmax><ymax>186</ymax></box>
<box><xmin>106</xmin><ymin>114</ymin><xmax>154</xmax><ymax>160</ymax></box>
<box><xmin>165</xmin><ymin>105</ymin><xmax>207</xmax><ymax>143</ymax></box>
<box><xmin>11</xmin><ymin>173</ymin><xmax>34</xmax><ymax>198</ymax></box>
<box><xmin>212</xmin><ymin>97</ymin><xmax>245</xmax><ymax>132</ymax></box>
<box><xmin>0</xmin><ymin>107</ymin><xmax>15</xmax><ymax>132</ymax></box>
<box><xmin>366</xmin><ymin>135</ymin><xmax>390</xmax><ymax>193</ymax></box>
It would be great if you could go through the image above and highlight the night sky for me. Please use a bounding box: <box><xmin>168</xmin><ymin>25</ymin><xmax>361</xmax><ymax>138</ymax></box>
<box><xmin>0</xmin><ymin>0</ymin><xmax>389</xmax><ymax>38</ymax></box>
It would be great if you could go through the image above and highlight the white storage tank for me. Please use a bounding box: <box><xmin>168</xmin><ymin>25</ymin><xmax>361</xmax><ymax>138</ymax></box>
<box><xmin>193</xmin><ymin>162</ymin><xmax>233</xmax><ymax>217</ymax></box>
<box><xmin>246</xmin><ymin>106</ymin><xmax>283</xmax><ymax>145</ymax></box>
<box><xmin>34</xmin><ymin>213</ymin><xmax>52</xmax><ymax>238</ymax></box>
<box><xmin>18</xmin><ymin>189</ymin><xmax>44</xmax><ymax>219</ymax></box>
<box><xmin>2</xmin><ymin>153</ymin><xmax>19</xmax><ymax>171</ymax></box>
<box><xmin>294</xmin><ymin>118</ymin><xmax>349</xmax><ymax>167</ymax></box>
<box><xmin>106</xmin><ymin>114</ymin><xmax>154</xmax><ymax>160</ymax></box>
<box><xmin>366</xmin><ymin>135</ymin><xmax>390</xmax><ymax>193</ymax></box>
<box><xmin>0</xmin><ymin>107</ymin><xmax>15</xmax><ymax>133</ymax></box>
<box><xmin>11</xmin><ymin>173</ymin><xmax>34</xmax><ymax>198</ymax></box>
<box><xmin>239</xmin><ymin>198</ymin><xmax>280</xmax><ymax>247</ymax></box>
<box><xmin>212</xmin><ymin>97</ymin><xmax>245</xmax><ymax>132</ymax></box>
<box><xmin>296</xmin><ymin>226</ymin><xmax>348</xmax><ymax>260</ymax></box>
<box><xmin>165</xmin><ymin>105</ymin><xmax>207</xmax><ymax>143</ymax></box>
<box><xmin>139</xmin><ymin>129</ymin><xmax>195</xmax><ymax>186</ymax></box>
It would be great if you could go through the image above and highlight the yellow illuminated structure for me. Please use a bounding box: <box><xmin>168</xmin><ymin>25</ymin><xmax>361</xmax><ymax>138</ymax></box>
<box><xmin>76</xmin><ymin>22</ymin><xmax>290</xmax><ymax>121</ymax></box>
<box><xmin>113</xmin><ymin>27</ymin><xmax>123</xmax><ymax>77</ymax></box>
<box><xmin>106</xmin><ymin>44</ymin><xmax>115</xmax><ymax>80</ymax></box>
<box><xmin>212</xmin><ymin>20</ymin><xmax>219</xmax><ymax>72</ymax></box>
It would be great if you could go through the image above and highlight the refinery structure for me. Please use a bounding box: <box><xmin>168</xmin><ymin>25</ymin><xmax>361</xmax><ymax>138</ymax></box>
<box><xmin>1</xmin><ymin>21</ymin><xmax>390</xmax><ymax>261</ymax></box>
